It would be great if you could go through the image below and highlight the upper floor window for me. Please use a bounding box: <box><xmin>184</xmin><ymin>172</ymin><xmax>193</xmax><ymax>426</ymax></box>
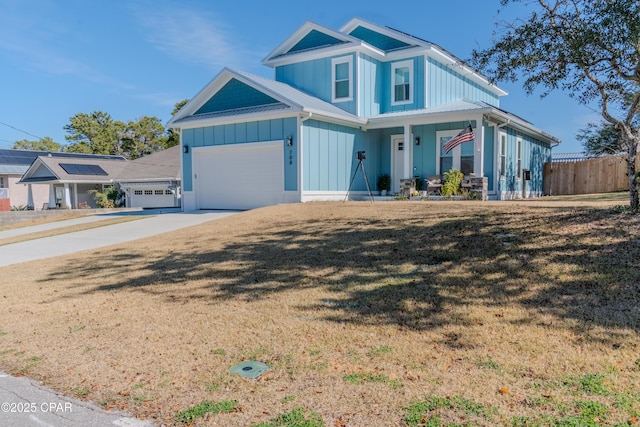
<box><xmin>332</xmin><ymin>56</ymin><xmax>353</xmax><ymax>102</ymax></box>
<box><xmin>392</xmin><ymin>60</ymin><xmax>413</xmax><ymax>105</ymax></box>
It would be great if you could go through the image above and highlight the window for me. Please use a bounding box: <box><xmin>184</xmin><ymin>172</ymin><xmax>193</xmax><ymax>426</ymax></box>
<box><xmin>144</xmin><ymin>190</ymin><xmax>153</xmax><ymax>195</ymax></box>
<box><xmin>134</xmin><ymin>190</ymin><xmax>143</xmax><ymax>195</ymax></box>
<box><xmin>499</xmin><ymin>132</ymin><xmax>507</xmax><ymax>177</ymax></box>
<box><xmin>516</xmin><ymin>137</ymin><xmax>522</xmax><ymax>179</ymax></box>
<box><xmin>331</xmin><ymin>56</ymin><xmax>352</xmax><ymax>102</ymax></box>
<box><xmin>391</xmin><ymin>60</ymin><xmax>413</xmax><ymax>105</ymax></box>
<box><xmin>0</xmin><ymin>177</ymin><xmax>4</xmax><ymax>188</ymax></box>
<box><xmin>437</xmin><ymin>129</ymin><xmax>475</xmax><ymax>175</ymax></box>
<box><xmin>155</xmin><ymin>189</ymin><xmax>164</xmax><ymax>195</ymax></box>
<box><xmin>165</xmin><ymin>190</ymin><xmax>173</xmax><ymax>195</ymax></box>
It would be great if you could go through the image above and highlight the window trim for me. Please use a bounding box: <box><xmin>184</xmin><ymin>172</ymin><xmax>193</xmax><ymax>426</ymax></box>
<box><xmin>391</xmin><ymin>59</ymin><xmax>414</xmax><ymax>106</ymax></box>
<box><xmin>516</xmin><ymin>136</ymin><xmax>522</xmax><ymax>180</ymax></box>
<box><xmin>331</xmin><ymin>56</ymin><xmax>353</xmax><ymax>103</ymax></box>
<box><xmin>499</xmin><ymin>131</ymin><xmax>507</xmax><ymax>178</ymax></box>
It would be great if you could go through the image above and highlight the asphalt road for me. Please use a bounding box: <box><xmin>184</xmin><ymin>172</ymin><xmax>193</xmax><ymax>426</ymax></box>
<box><xmin>0</xmin><ymin>208</ymin><xmax>240</xmax><ymax>426</ymax></box>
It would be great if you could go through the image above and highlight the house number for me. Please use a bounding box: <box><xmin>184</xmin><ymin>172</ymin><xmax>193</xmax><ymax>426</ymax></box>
<box><xmin>289</xmin><ymin>149</ymin><xmax>293</xmax><ymax>165</ymax></box>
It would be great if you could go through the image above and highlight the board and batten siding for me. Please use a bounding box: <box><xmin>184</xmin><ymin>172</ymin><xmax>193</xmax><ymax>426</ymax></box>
<box><xmin>358</xmin><ymin>54</ymin><xmax>382</xmax><ymax>117</ymax></box>
<box><xmin>275</xmin><ymin>54</ymin><xmax>357</xmax><ymax>115</ymax></box>
<box><xmin>302</xmin><ymin>119</ymin><xmax>377</xmax><ymax>192</ymax></box>
<box><xmin>181</xmin><ymin>117</ymin><xmax>298</xmax><ymax>192</ymax></box>
<box><xmin>497</xmin><ymin>127</ymin><xmax>551</xmax><ymax>195</ymax></box>
<box><xmin>427</xmin><ymin>58</ymin><xmax>500</xmax><ymax>108</ymax></box>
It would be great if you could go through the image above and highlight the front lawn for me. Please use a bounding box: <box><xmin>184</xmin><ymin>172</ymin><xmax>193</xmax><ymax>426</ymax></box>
<box><xmin>1</xmin><ymin>200</ymin><xmax>638</xmax><ymax>426</ymax></box>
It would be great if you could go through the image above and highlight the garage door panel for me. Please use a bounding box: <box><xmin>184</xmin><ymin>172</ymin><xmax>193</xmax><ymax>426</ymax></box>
<box><xmin>194</xmin><ymin>141</ymin><xmax>284</xmax><ymax>210</ymax></box>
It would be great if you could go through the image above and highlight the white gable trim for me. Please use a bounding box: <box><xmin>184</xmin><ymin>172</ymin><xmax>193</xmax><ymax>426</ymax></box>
<box><xmin>263</xmin><ymin>21</ymin><xmax>360</xmax><ymax>65</ymax></box>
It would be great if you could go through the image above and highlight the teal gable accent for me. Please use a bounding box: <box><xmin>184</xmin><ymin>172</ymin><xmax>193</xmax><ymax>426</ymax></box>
<box><xmin>427</xmin><ymin>58</ymin><xmax>499</xmax><ymax>107</ymax></box>
<box><xmin>349</xmin><ymin>26</ymin><xmax>411</xmax><ymax>51</ymax></box>
<box><xmin>288</xmin><ymin>29</ymin><xmax>345</xmax><ymax>53</ymax></box>
<box><xmin>181</xmin><ymin>117</ymin><xmax>298</xmax><ymax>192</ymax></box>
<box><xmin>195</xmin><ymin>79</ymin><xmax>280</xmax><ymax>114</ymax></box>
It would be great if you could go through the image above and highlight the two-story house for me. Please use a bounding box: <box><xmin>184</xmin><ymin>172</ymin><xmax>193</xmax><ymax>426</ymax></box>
<box><xmin>168</xmin><ymin>18</ymin><xmax>560</xmax><ymax>210</ymax></box>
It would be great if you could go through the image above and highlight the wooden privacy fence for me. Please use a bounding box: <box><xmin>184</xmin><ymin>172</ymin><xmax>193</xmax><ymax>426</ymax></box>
<box><xmin>544</xmin><ymin>154</ymin><xmax>640</xmax><ymax>195</ymax></box>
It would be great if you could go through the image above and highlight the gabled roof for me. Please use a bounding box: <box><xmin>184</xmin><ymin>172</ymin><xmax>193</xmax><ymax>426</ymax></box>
<box><xmin>19</xmin><ymin>155</ymin><xmax>128</xmax><ymax>184</ymax></box>
<box><xmin>118</xmin><ymin>145</ymin><xmax>180</xmax><ymax>181</ymax></box>
<box><xmin>263</xmin><ymin>17</ymin><xmax>506</xmax><ymax>98</ymax></box>
<box><xmin>0</xmin><ymin>149</ymin><xmax>125</xmax><ymax>175</ymax></box>
<box><xmin>168</xmin><ymin>68</ymin><xmax>366</xmax><ymax>128</ymax></box>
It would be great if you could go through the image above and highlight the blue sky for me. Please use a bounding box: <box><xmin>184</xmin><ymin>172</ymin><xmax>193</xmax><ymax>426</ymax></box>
<box><xmin>0</xmin><ymin>0</ymin><xmax>599</xmax><ymax>152</ymax></box>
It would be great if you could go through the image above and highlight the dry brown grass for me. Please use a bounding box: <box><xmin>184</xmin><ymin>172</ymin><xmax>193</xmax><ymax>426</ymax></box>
<box><xmin>1</xmin><ymin>200</ymin><xmax>639</xmax><ymax>426</ymax></box>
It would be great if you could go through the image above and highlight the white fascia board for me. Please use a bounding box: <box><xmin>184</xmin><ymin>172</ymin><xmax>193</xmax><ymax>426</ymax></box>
<box><xmin>365</xmin><ymin>108</ymin><xmax>493</xmax><ymax>130</ymax></box>
<box><xmin>263</xmin><ymin>42</ymin><xmax>383</xmax><ymax>67</ymax></box>
<box><xmin>425</xmin><ymin>47</ymin><xmax>508</xmax><ymax>97</ymax></box>
<box><xmin>172</xmin><ymin>110</ymin><xmax>301</xmax><ymax>130</ymax></box>
<box><xmin>262</xmin><ymin>21</ymin><xmax>362</xmax><ymax>65</ymax></box>
<box><xmin>486</xmin><ymin>110</ymin><xmax>560</xmax><ymax>145</ymax></box>
<box><xmin>340</xmin><ymin>17</ymin><xmax>422</xmax><ymax>48</ymax></box>
<box><xmin>301</xmin><ymin>108</ymin><xmax>367</xmax><ymax>127</ymax></box>
<box><xmin>167</xmin><ymin>68</ymin><xmax>233</xmax><ymax>126</ymax></box>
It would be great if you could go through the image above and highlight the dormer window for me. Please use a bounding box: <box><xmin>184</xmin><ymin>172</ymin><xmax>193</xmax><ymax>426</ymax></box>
<box><xmin>332</xmin><ymin>56</ymin><xmax>353</xmax><ymax>102</ymax></box>
<box><xmin>391</xmin><ymin>60</ymin><xmax>413</xmax><ymax>105</ymax></box>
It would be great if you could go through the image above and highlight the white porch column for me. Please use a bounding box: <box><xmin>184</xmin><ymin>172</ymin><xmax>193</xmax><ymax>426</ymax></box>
<box><xmin>26</xmin><ymin>184</ymin><xmax>34</xmax><ymax>210</ymax></box>
<box><xmin>73</xmin><ymin>183</ymin><xmax>78</xmax><ymax>208</ymax></box>
<box><xmin>63</xmin><ymin>183</ymin><xmax>72</xmax><ymax>208</ymax></box>
<box><xmin>474</xmin><ymin>115</ymin><xmax>485</xmax><ymax>177</ymax></box>
<box><xmin>403</xmin><ymin>123</ymin><xmax>412</xmax><ymax>179</ymax></box>
<box><xmin>48</xmin><ymin>184</ymin><xmax>57</xmax><ymax>209</ymax></box>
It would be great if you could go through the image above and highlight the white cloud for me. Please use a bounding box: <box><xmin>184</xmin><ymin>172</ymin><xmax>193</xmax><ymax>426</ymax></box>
<box><xmin>135</xmin><ymin>5</ymin><xmax>259</xmax><ymax>71</ymax></box>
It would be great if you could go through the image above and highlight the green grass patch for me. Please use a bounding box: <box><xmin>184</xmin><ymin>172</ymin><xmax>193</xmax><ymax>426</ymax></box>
<box><xmin>477</xmin><ymin>356</ymin><xmax>501</xmax><ymax>372</ymax></box>
<box><xmin>564</xmin><ymin>373</ymin><xmax>608</xmax><ymax>395</ymax></box>
<box><xmin>404</xmin><ymin>395</ymin><xmax>498</xmax><ymax>426</ymax></box>
<box><xmin>343</xmin><ymin>372</ymin><xmax>401</xmax><ymax>389</ymax></box>
<box><xmin>211</xmin><ymin>348</ymin><xmax>226</xmax><ymax>355</ymax></box>
<box><xmin>174</xmin><ymin>400</ymin><xmax>238</xmax><ymax>424</ymax></box>
<box><xmin>366</xmin><ymin>345</ymin><xmax>392</xmax><ymax>356</ymax></box>
<box><xmin>253</xmin><ymin>407</ymin><xmax>324</xmax><ymax>427</ymax></box>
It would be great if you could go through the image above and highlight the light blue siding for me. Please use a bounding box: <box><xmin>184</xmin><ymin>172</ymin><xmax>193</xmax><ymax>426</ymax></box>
<box><xmin>498</xmin><ymin>127</ymin><xmax>551</xmax><ymax>194</ymax></box>
<box><xmin>302</xmin><ymin>119</ymin><xmax>378</xmax><ymax>191</ymax></box>
<box><xmin>382</xmin><ymin>57</ymin><xmax>425</xmax><ymax>113</ymax></box>
<box><xmin>412</xmin><ymin>121</ymin><xmax>473</xmax><ymax>178</ymax></box>
<box><xmin>483</xmin><ymin>124</ymin><xmax>495</xmax><ymax>191</ymax></box>
<box><xmin>427</xmin><ymin>58</ymin><xmax>500</xmax><ymax>107</ymax></box>
<box><xmin>182</xmin><ymin>117</ymin><xmax>298</xmax><ymax>192</ymax></box>
<box><xmin>275</xmin><ymin>54</ymin><xmax>357</xmax><ymax>115</ymax></box>
<box><xmin>358</xmin><ymin>54</ymin><xmax>381</xmax><ymax>116</ymax></box>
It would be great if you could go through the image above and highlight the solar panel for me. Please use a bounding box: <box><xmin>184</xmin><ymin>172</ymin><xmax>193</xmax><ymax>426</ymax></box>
<box><xmin>59</xmin><ymin>163</ymin><xmax>108</xmax><ymax>176</ymax></box>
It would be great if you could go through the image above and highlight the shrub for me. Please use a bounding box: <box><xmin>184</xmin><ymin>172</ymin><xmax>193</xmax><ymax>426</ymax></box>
<box><xmin>441</xmin><ymin>169</ymin><xmax>464</xmax><ymax>196</ymax></box>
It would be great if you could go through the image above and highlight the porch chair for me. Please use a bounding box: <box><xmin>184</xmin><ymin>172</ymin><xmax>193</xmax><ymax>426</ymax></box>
<box><xmin>426</xmin><ymin>175</ymin><xmax>443</xmax><ymax>195</ymax></box>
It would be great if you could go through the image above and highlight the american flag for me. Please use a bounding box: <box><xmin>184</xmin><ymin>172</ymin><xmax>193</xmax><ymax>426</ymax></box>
<box><xmin>443</xmin><ymin>125</ymin><xmax>475</xmax><ymax>154</ymax></box>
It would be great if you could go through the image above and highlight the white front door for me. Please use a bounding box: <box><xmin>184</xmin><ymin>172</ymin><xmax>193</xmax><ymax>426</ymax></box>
<box><xmin>391</xmin><ymin>136</ymin><xmax>405</xmax><ymax>194</ymax></box>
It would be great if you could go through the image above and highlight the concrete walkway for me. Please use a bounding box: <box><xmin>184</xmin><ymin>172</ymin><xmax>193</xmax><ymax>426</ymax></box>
<box><xmin>0</xmin><ymin>208</ymin><xmax>240</xmax><ymax>425</ymax></box>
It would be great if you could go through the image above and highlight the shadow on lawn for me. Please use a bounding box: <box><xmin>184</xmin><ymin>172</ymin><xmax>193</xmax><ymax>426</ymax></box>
<box><xmin>41</xmin><ymin>205</ymin><xmax>640</xmax><ymax>337</ymax></box>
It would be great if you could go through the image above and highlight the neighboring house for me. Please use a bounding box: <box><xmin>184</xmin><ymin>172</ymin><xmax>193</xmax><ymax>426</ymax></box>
<box><xmin>168</xmin><ymin>18</ymin><xmax>560</xmax><ymax>210</ymax></box>
<box><xmin>0</xmin><ymin>149</ymin><xmax>121</xmax><ymax>211</ymax></box>
<box><xmin>117</xmin><ymin>145</ymin><xmax>181</xmax><ymax>208</ymax></box>
<box><xmin>16</xmin><ymin>146</ymin><xmax>181</xmax><ymax>209</ymax></box>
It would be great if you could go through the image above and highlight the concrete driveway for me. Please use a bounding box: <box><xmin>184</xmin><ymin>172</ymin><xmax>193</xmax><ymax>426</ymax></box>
<box><xmin>0</xmin><ymin>208</ymin><xmax>240</xmax><ymax>426</ymax></box>
<box><xmin>0</xmin><ymin>208</ymin><xmax>239</xmax><ymax>268</ymax></box>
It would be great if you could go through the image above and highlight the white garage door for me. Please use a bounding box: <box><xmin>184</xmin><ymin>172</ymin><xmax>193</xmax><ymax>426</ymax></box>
<box><xmin>130</xmin><ymin>187</ymin><xmax>175</xmax><ymax>208</ymax></box>
<box><xmin>194</xmin><ymin>141</ymin><xmax>284</xmax><ymax>210</ymax></box>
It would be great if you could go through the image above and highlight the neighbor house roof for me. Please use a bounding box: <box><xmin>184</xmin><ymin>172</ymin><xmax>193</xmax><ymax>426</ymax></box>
<box><xmin>117</xmin><ymin>145</ymin><xmax>180</xmax><ymax>182</ymax></box>
<box><xmin>0</xmin><ymin>148</ymin><xmax>125</xmax><ymax>175</ymax></box>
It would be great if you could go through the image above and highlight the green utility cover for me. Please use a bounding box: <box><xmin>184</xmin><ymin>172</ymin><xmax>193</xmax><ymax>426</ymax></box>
<box><xmin>229</xmin><ymin>361</ymin><xmax>270</xmax><ymax>379</ymax></box>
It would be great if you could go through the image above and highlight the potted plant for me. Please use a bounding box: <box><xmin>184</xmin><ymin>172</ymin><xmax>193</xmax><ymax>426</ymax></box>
<box><xmin>377</xmin><ymin>174</ymin><xmax>390</xmax><ymax>196</ymax></box>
